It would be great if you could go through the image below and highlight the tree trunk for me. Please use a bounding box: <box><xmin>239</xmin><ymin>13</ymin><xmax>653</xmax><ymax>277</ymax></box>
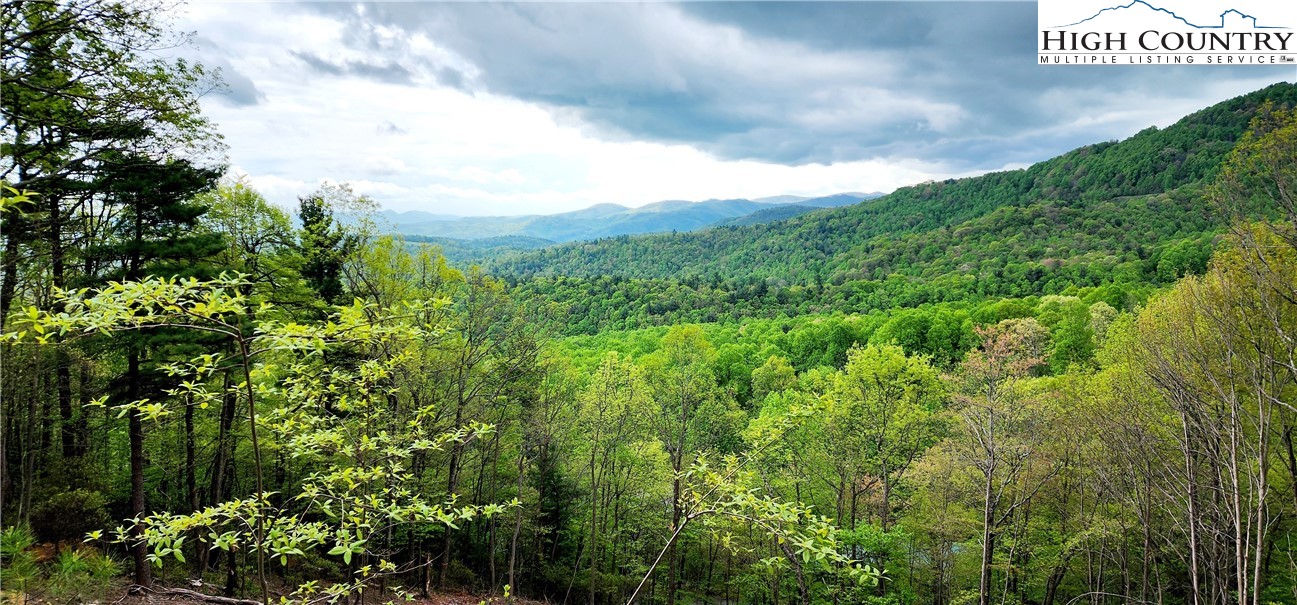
<box><xmin>56</xmin><ymin>348</ymin><xmax>75</xmax><ymax>459</ymax></box>
<box><xmin>73</xmin><ymin>359</ymin><xmax>92</xmax><ymax>457</ymax></box>
<box><xmin>1042</xmin><ymin>561</ymin><xmax>1067</xmax><ymax>605</ymax></box>
<box><xmin>508</xmin><ymin>449</ymin><xmax>525</xmax><ymax>600</ymax></box>
<box><xmin>979</xmin><ymin>470</ymin><xmax>996</xmax><ymax>605</ymax></box>
<box><xmin>129</xmin><ymin>352</ymin><xmax>152</xmax><ymax>587</ymax></box>
<box><xmin>777</xmin><ymin>539</ymin><xmax>810</xmax><ymax>605</ymax></box>
<box><xmin>667</xmin><ymin>473</ymin><xmax>681</xmax><ymax>605</ymax></box>
<box><xmin>438</xmin><ymin>440</ymin><xmax>463</xmax><ymax>589</ymax></box>
<box><xmin>0</xmin><ymin>212</ymin><xmax>22</xmax><ymax>332</ymax></box>
<box><xmin>200</xmin><ymin>372</ymin><xmax>238</xmax><ymax>574</ymax></box>
<box><xmin>1180</xmin><ymin>413</ymin><xmax>1202</xmax><ymax>605</ymax></box>
<box><xmin>881</xmin><ymin>459</ymin><xmax>892</xmax><ymax>532</ymax></box>
<box><xmin>224</xmin><ymin>543</ymin><xmax>240</xmax><ymax>597</ymax></box>
<box><xmin>589</xmin><ymin>442</ymin><xmax>599</xmax><ymax>605</ymax></box>
<box><xmin>186</xmin><ymin>395</ymin><xmax>198</xmax><ymax>512</ymax></box>
<box><xmin>19</xmin><ymin>357</ymin><xmax>39</xmax><ymax>522</ymax></box>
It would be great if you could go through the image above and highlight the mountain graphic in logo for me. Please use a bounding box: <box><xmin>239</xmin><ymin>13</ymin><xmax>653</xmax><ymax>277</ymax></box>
<box><xmin>1053</xmin><ymin>1</ymin><xmax>1288</xmax><ymax>29</ymax></box>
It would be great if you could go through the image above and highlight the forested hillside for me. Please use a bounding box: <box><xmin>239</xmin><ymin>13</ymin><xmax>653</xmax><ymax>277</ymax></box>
<box><xmin>490</xmin><ymin>83</ymin><xmax>1296</xmax><ymax>284</ymax></box>
<box><xmin>4</xmin><ymin>4</ymin><xmax>1297</xmax><ymax>605</ymax></box>
<box><xmin>404</xmin><ymin>234</ymin><xmax>555</xmax><ymax>267</ymax></box>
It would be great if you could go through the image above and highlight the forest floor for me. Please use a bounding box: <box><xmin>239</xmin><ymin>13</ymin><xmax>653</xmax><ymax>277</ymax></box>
<box><xmin>108</xmin><ymin>586</ymin><xmax>550</xmax><ymax>605</ymax></box>
<box><xmin>4</xmin><ymin>581</ymin><xmax>549</xmax><ymax>605</ymax></box>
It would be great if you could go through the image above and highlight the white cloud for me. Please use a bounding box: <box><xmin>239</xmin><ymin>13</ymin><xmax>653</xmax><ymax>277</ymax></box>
<box><xmin>176</xmin><ymin>2</ymin><xmax>1291</xmax><ymax>218</ymax></box>
<box><xmin>176</xmin><ymin>2</ymin><xmax>961</xmax><ymax>216</ymax></box>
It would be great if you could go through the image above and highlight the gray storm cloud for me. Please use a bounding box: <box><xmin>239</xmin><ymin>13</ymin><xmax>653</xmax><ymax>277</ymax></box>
<box><xmin>275</xmin><ymin>1</ymin><xmax>1291</xmax><ymax>170</ymax></box>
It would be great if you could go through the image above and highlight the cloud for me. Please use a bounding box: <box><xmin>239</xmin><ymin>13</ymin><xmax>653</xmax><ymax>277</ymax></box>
<box><xmin>290</xmin><ymin>50</ymin><xmax>414</xmax><ymax>85</ymax></box>
<box><xmin>362</xmin><ymin>157</ymin><xmax>407</xmax><ymax>176</ymax></box>
<box><xmin>186</xmin><ymin>36</ymin><xmax>266</xmax><ymax>107</ymax></box>
<box><xmin>376</xmin><ymin>120</ymin><xmax>408</xmax><ymax>135</ymax></box>
<box><xmin>215</xmin><ymin>66</ymin><xmax>265</xmax><ymax>107</ymax></box>
<box><xmin>299</xmin><ymin>1</ymin><xmax>1292</xmax><ymax>169</ymax></box>
<box><xmin>179</xmin><ymin>2</ymin><xmax>1294</xmax><ymax>216</ymax></box>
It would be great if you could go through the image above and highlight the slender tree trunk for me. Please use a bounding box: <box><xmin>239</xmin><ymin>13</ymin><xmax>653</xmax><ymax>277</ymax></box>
<box><xmin>49</xmin><ymin>190</ymin><xmax>76</xmax><ymax>462</ymax></box>
<box><xmin>0</xmin><ymin>224</ymin><xmax>18</xmax><ymax>508</ymax></box>
<box><xmin>19</xmin><ymin>356</ymin><xmax>39</xmax><ymax>522</ymax></box>
<box><xmin>438</xmin><ymin>440</ymin><xmax>463</xmax><ymax>588</ymax></box>
<box><xmin>201</xmin><ymin>372</ymin><xmax>237</xmax><ymax>575</ymax></box>
<box><xmin>667</xmin><ymin>472</ymin><xmax>681</xmax><ymax>605</ymax></box>
<box><xmin>508</xmin><ymin>449</ymin><xmax>525</xmax><ymax>600</ymax></box>
<box><xmin>881</xmin><ymin>459</ymin><xmax>892</xmax><ymax>532</ymax></box>
<box><xmin>224</xmin><ymin>542</ymin><xmax>240</xmax><ymax>597</ymax></box>
<box><xmin>128</xmin><ymin>352</ymin><xmax>152</xmax><ymax>587</ymax></box>
<box><xmin>0</xmin><ymin>212</ymin><xmax>22</xmax><ymax>332</ymax></box>
<box><xmin>186</xmin><ymin>395</ymin><xmax>198</xmax><ymax>511</ymax></box>
<box><xmin>1180</xmin><ymin>413</ymin><xmax>1202</xmax><ymax>605</ymax></box>
<box><xmin>1284</xmin><ymin>425</ymin><xmax>1297</xmax><ymax>510</ymax></box>
<box><xmin>589</xmin><ymin>442</ymin><xmax>599</xmax><ymax>605</ymax></box>
<box><xmin>237</xmin><ymin>338</ymin><xmax>269</xmax><ymax>605</ymax></box>
<box><xmin>488</xmin><ymin>438</ymin><xmax>500</xmax><ymax>591</ymax></box>
<box><xmin>979</xmin><ymin>471</ymin><xmax>996</xmax><ymax>605</ymax></box>
<box><xmin>0</xmin><ymin>390</ymin><xmax>8</xmax><ymax>514</ymax></box>
<box><xmin>73</xmin><ymin>359</ymin><xmax>91</xmax><ymax>457</ymax></box>
<box><xmin>776</xmin><ymin>539</ymin><xmax>810</xmax><ymax>605</ymax></box>
<box><xmin>849</xmin><ymin>486</ymin><xmax>860</xmax><ymax>560</ymax></box>
<box><xmin>56</xmin><ymin>348</ymin><xmax>75</xmax><ymax>459</ymax></box>
<box><xmin>1042</xmin><ymin>565</ymin><xmax>1066</xmax><ymax>605</ymax></box>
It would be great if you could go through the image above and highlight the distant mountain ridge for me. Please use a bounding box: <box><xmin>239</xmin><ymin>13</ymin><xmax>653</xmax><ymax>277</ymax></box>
<box><xmin>384</xmin><ymin>193</ymin><xmax>883</xmax><ymax>242</ymax></box>
<box><xmin>484</xmin><ymin>83</ymin><xmax>1297</xmax><ymax>285</ymax></box>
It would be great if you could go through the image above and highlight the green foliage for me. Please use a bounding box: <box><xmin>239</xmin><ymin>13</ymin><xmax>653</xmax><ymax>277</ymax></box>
<box><xmin>492</xmin><ymin>84</ymin><xmax>1297</xmax><ymax>334</ymax></box>
<box><xmin>29</xmin><ymin>489</ymin><xmax>110</xmax><ymax>545</ymax></box>
<box><xmin>0</xmin><ymin>186</ymin><xmax>37</xmax><ymax>215</ymax></box>
<box><xmin>1</xmin><ymin>526</ymin><xmax>41</xmax><ymax>595</ymax></box>
<box><xmin>6</xmin><ymin>19</ymin><xmax>1297</xmax><ymax>605</ymax></box>
<box><xmin>0</xmin><ymin>526</ymin><xmax>121</xmax><ymax>601</ymax></box>
<box><xmin>8</xmin><ymin>274</ymin><xmax>515</xmax><ymax>603</ymax></box>
<box><xmin>750</xmin><ymin>355</ymin><xmax>796</xmax><ymax>402</ymax></box>
<box><xmin>298</xmin><ymin>193</ymin><xmax>353</xmax><ymax>306</ymax></box>
<box><xmin>494</xmin><ymin>84</ymin><xmax>1296</xmax><ymax>285</ymax></box>
<box><xmin>1</xmin><ymin>525</ymin><xmax>36</xmax><ymax>558</ymax></box>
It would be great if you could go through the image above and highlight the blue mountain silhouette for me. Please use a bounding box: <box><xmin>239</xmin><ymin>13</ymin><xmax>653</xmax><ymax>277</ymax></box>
<box><xmin>1054</xmin><ymin>1</ymin><xmax>1287</xmax><ymax>29</ymax></box>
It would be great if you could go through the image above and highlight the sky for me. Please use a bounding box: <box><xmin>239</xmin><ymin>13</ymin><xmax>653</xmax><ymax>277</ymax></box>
<box><xmin>175</xmin><ymin>0</ymin><xmax>1295</xmax><ymax>216</ymax></box>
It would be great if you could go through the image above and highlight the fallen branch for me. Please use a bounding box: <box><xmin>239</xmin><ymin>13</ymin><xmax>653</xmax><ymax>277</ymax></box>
<box><xmin>129</xmin><ymin>585</ymin><xmax>262</xmax><ymax>605</ymax></box>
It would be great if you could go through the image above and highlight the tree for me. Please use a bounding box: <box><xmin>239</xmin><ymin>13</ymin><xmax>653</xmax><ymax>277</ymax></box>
<box><xmin>1</xmin><ymin>0</ymin><xmax>221</xmax><ymax>326</ymax></box>
<box><xmin>198</xmin><ymin>178</ymin><xmax>310</xmax><ymax>306</ymax></box>
<box><xmin>952</xmin><ymin>324</ymin><xmax>1056</xmax><ymax>605</ymax></box>
<box><xmin>1</xmin><ymin>2</ymin><xmax>223</xmax><ymax>545</ymax></box>
<box><xmin>298</xmin><ymin>193</ymin><xmax>351</xmax><ymax>307</ymax></box>
<box><xmin>8</xmin><ymin>275</ymin><xmax>513</xmax><ymax>605</ymax></box>
<box><xmin>750</xmin><ymin>355</ymin><xmax>796</xmax><ymax>403</ymax></box>
<box><xmin>578</xmin><ymin>353</ymin><xmax>650</xmax><ymax>604</ymax></box>
<box><xmin>88</xmin><ymin>148</ymin><xmax>223</xmax><ymax>587</ymax></box>
<box><xmin>828</xmin><ymin>344</ymin><xmax>944</xmax><ymax>535</ymax></box>
<box><xmin>645</xmin><ymin>325</ymin><xmax>720</xmax><ymax>605</ymax></box>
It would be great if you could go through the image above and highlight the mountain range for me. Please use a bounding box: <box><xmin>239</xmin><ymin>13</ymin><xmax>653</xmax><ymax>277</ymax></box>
<box><xmin>484</xmin><ymin>82</ymin><xmax>1297</xmax><ymax>290</ymax></box>
<box><xmin>384</xmin><ymin>193</ymin><xmax>881</xmax><ymax>242</ymax></box>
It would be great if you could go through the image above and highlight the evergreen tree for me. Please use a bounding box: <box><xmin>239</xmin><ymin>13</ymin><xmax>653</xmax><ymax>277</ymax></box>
<box><xmin>94</xmin><ymin>149</ymin><xmax>222</xmax><ymax>586</ymax></box>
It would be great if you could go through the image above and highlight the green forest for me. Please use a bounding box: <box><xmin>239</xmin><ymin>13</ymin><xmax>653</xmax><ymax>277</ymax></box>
<box><xmin>3</xmin><ymin>3</ymin><xmax>1297</xmax><ymax>605</ymax></box>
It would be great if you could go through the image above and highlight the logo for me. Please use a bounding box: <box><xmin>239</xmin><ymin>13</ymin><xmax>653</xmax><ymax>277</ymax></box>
<box><xmin>1038</xmin><ymin>0</ymin><xmax>1296</xmax><ymax>65</ymax></box>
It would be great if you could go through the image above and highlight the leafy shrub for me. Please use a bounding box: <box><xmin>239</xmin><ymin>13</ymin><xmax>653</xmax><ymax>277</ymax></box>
<box><xmin>30</xmin><ymin>489</ymin><xmax>110</xmax><ymax>545</ymax></box>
